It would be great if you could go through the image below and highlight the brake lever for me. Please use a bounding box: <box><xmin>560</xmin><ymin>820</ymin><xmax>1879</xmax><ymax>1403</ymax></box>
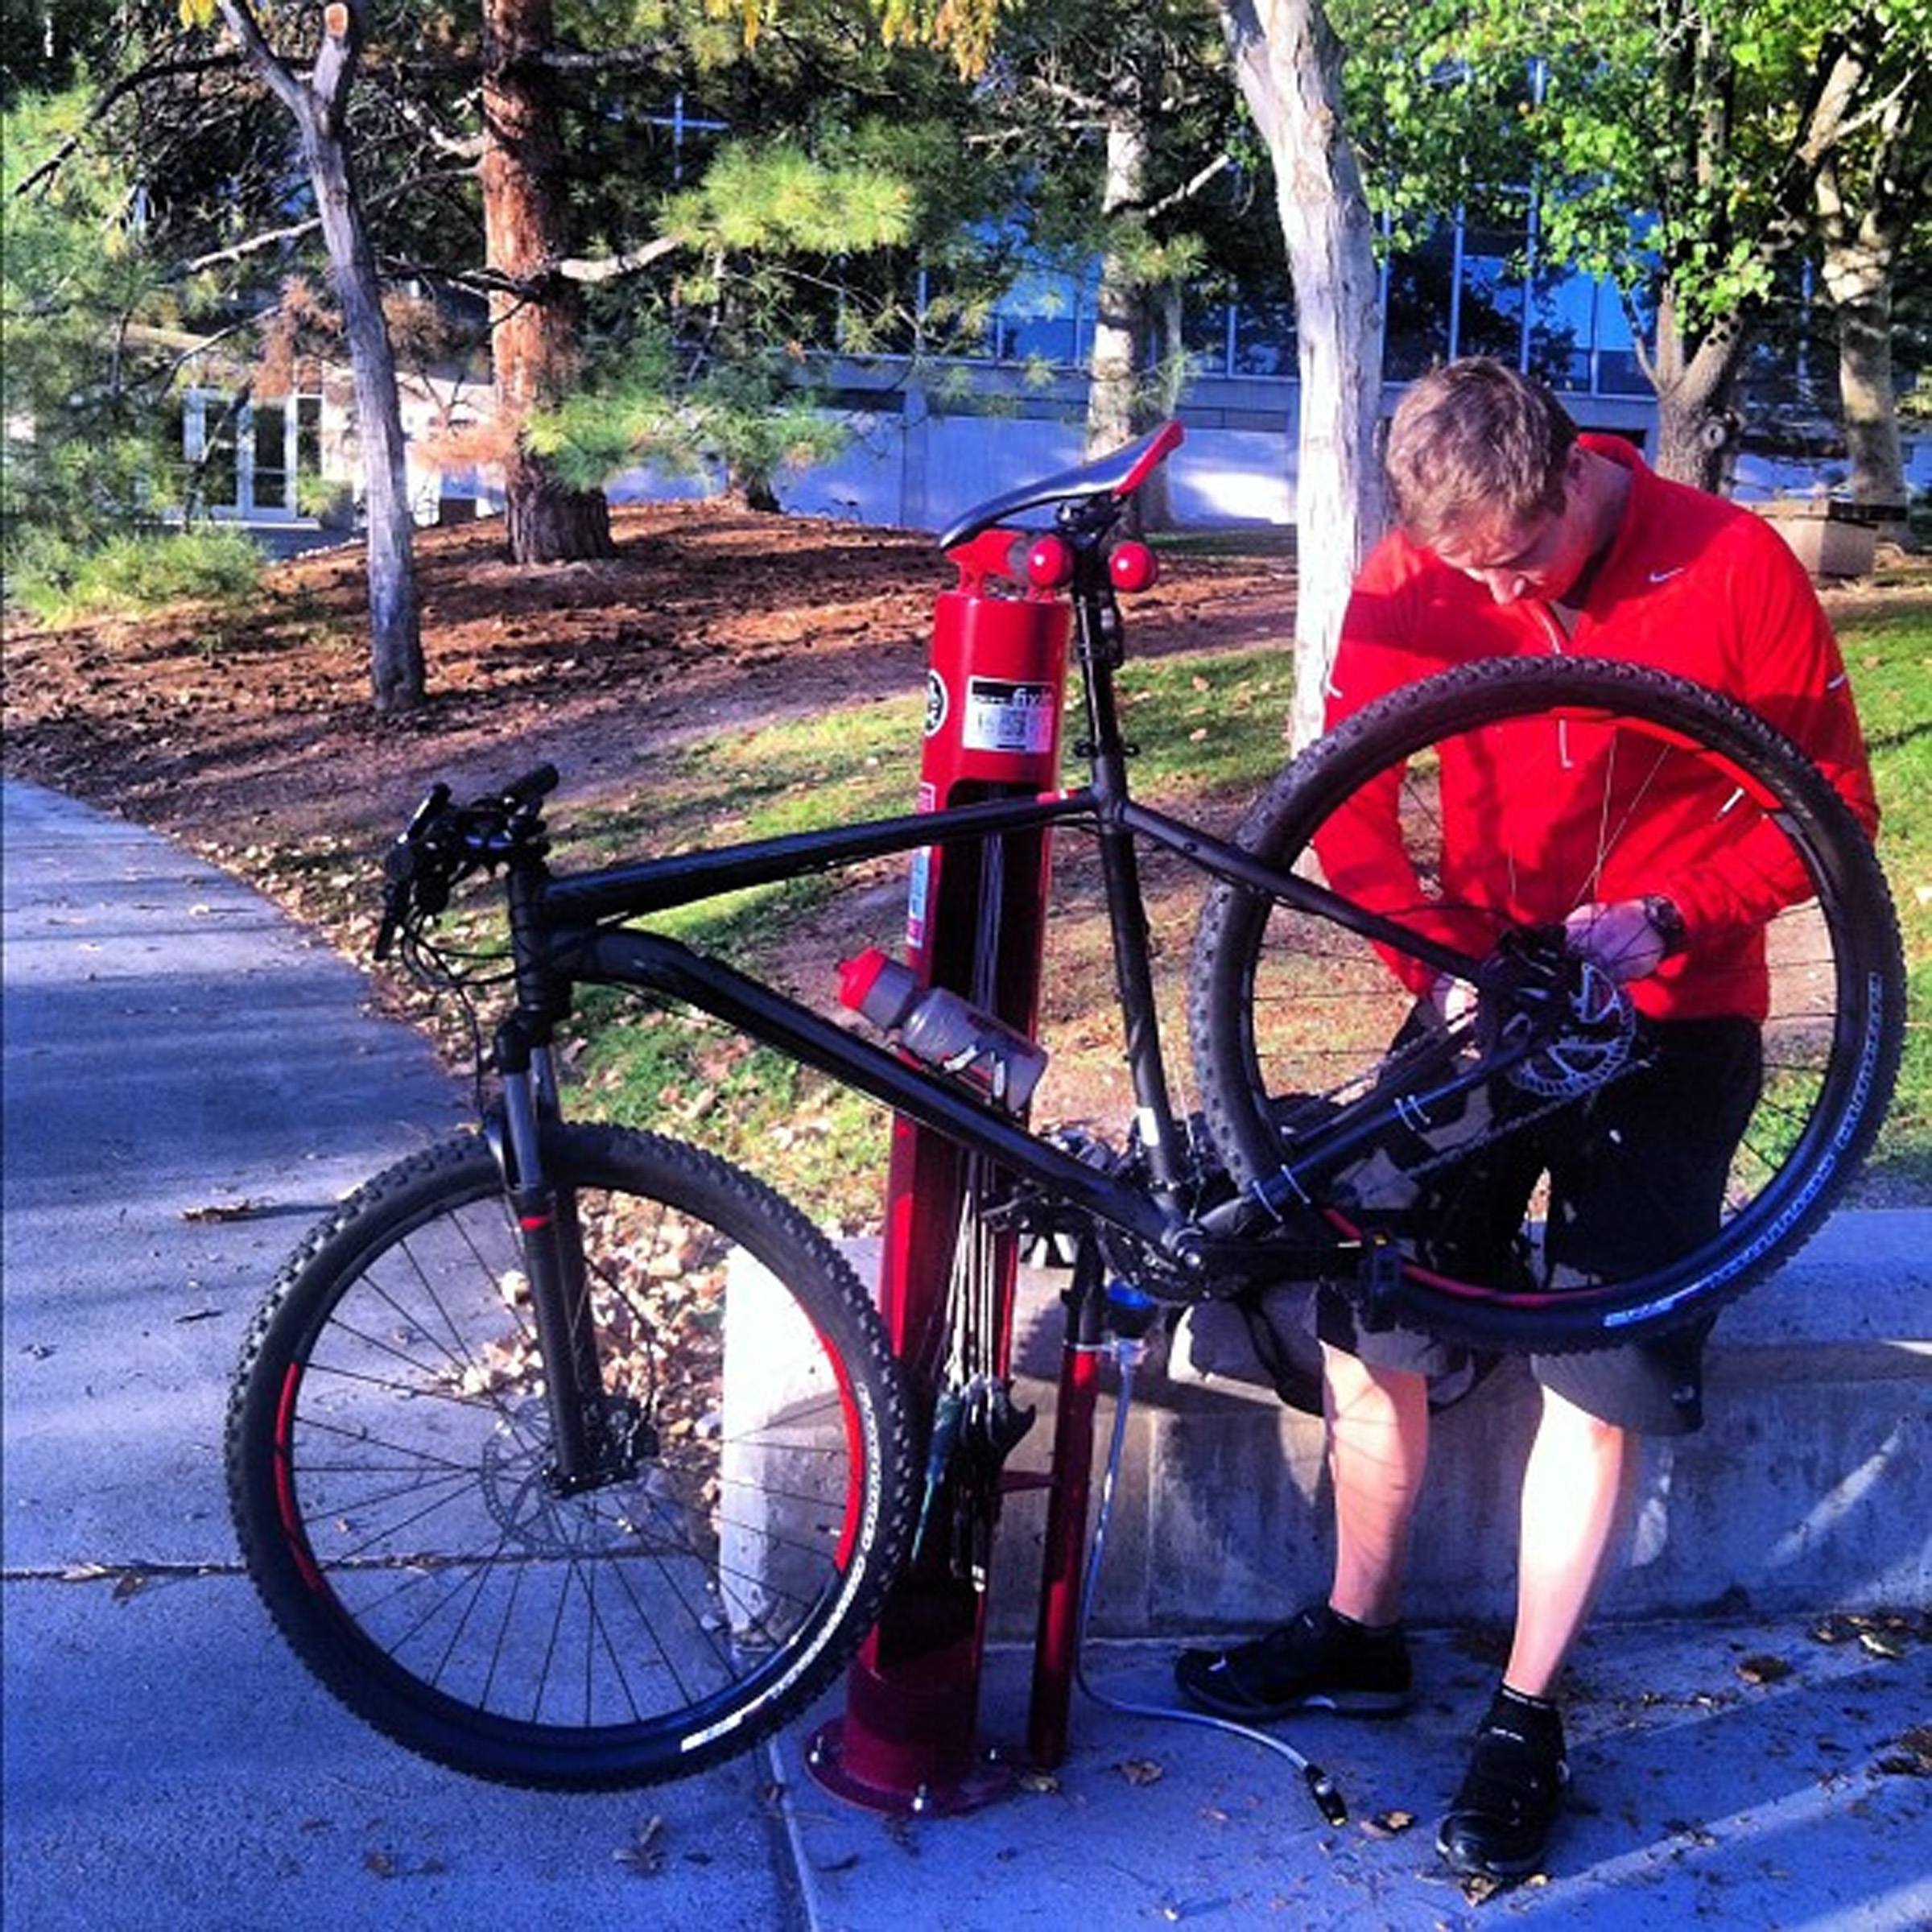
<box><xmin>374</xmin><ymin>782</ymin><xmax>453</xmax><ymax>961</ymax></box>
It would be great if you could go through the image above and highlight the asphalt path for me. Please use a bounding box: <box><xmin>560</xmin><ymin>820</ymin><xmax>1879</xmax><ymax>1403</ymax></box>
<box><xmin>1</xmin><ymin>780</ymin><xmax>804</xmax><ymax>1930</ymax></box>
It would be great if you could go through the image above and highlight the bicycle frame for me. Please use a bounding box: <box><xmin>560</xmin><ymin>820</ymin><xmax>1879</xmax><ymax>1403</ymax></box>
<box><xmin>476</xmin><ymin>493</ymin><xmax>1504</xmax><ymax>1486</ymax></box>
<box><xmin>523</xmin><ymin>787</ymin><xmax>1484</xmax><ymax>1240</ymax></box>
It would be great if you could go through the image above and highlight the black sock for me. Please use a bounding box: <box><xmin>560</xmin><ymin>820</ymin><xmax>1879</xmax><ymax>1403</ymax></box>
<box><xmin>1328</xmin><ymin>1604</ymin><xmax>1402</xmax><ymax>1638</ymax></box>
<box><xmin>1495</xmin><ymin>1683</ymin><xmax>1557</xmax><ymax>1716</ymax></box>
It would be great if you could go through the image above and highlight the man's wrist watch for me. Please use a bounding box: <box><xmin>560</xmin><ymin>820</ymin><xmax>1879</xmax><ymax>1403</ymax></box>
<box><xmin>1642</xmin><ymin>894</ymin><xmax>1688</xmax><ymax>958</ymax></box>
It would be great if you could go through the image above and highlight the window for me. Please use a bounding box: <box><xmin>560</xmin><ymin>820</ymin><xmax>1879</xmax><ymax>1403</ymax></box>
<box><xmin>1384</xmin><ymin>222</ymin><xmax>1455</xmax><ymax>380</ymax></box>
<box><xmin>1232</xmin><ymin>295</ymin><xmax>1297</xmax><ymax>377</ymax></box>
<box><xmin>1456</xmin><ymin>221</ymin><xmax>1528</xmax><ymax>364</ymax></box>
<box><xmin>991</xmin><ymin>267</ymin><xmax>1084</xmax><ymax>367</ymax></box>
<box><xmin>1527</xmin><ymin>267</ymin><xmax>1596</xmax><ymax>390</ymax></box>
<box><xmin>254</xmin><ymin>401</ymin><xmax>291</xmax><ymax>511</ymax></box>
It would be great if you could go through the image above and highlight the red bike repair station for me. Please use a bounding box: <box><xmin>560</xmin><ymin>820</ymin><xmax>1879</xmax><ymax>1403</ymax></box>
<box><xmin>807</xmin><ymin>518</ymin><xmax>1154</xmax><ymax>1816</ymax></box>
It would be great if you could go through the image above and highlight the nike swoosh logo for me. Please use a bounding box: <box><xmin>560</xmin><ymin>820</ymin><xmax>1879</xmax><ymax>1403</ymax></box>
<box><xmin>1649</xmin><ymin>566</ymin><xmax>1686</xmax><ymax>584</ymax></box>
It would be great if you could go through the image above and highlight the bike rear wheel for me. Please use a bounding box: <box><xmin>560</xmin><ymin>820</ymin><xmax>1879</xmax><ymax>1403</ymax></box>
<box><xmin>228</xmin><ymin>1124</ymin><xmax>914</xmax><ymax>1788</ymax></box>
<box><xmin>1189</xmin><ymin>658</ymin><xmax>1903</xmax><ymax>1352</ymax></box>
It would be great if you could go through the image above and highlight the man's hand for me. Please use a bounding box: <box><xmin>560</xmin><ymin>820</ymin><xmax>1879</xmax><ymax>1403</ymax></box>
<box><xmin>1562</xmin><ymin>898</ymin><xmax>1681</xmax><ymax>983</ymax></box>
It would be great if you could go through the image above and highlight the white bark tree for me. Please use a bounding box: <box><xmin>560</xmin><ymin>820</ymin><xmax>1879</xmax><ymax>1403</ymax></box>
<box><xmin>1814</xmin><ymin>51</ymin><xmax>1927</xmax><ymax>541</ymax></box>
<box><xmin>1217</xmin><ymin>0</ymin><xmax>1383</xmax><ymax>748</ymax></box>
<box><xmin>213</xmin><ymin>0</ymin><xmax>424</xmax><ymax>710</ymax></box>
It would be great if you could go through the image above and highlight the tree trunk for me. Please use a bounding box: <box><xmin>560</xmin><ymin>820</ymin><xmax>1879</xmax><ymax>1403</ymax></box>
<box><xmin>1085</xmin><ymin>65</ymin><xmax>1174</xmax><ymax>530</ymax></box>
<box><xmin>1644</xmin><ymin>286</ymin><xmax>1746</xmax><ymax>493</ymax></box>
<box><xmin>1218</xmin><ymin>0</ymin><xmax>1384</xmax><ymax>749</ymax></box>
<box><xmin>306</xmin><ymin>119</ymin><xmax>426</xmax><ymax>710</ymax></box>
<box><xmin>1818</xmin><ymin>154</ymin><xmax>1913</xmax><ymax>541</ymax></box>
<box><xmin>483</xmin><ymin>0</ymin><xmax>613</xmax><ymax>564</ymax></box>
<box><xmin>1825</xmin><ymin>258</ymin><xmax>1905</xmax><ymax>530</ymax></box>
<box><xmin>1085</xmin><ymin>71</ymin><xmax>1150</xmax><ymax>462</ymax></box>
<box><xmin>218</xmin><ymin>1</ymin><xmax>423</xmax><ymax>712</ymax></box>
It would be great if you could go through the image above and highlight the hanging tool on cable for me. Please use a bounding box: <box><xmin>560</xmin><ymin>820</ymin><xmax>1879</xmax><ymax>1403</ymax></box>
<box><xmin>907</xmin><ymin>835</ymin><xmax>1035</xmax><ymax>1589</ymax></box>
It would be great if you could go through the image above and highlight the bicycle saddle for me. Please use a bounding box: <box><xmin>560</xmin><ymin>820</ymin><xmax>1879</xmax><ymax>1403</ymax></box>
<box><xmin>938</xmin><ymin>420</ymin><xmax>1184</xmax><ymax>551</ymax></box>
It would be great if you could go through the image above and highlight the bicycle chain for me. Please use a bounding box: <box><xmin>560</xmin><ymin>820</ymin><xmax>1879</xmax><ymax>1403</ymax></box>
<box><xmin>1312</xmin><ymin>1013</ymin><xmax>1651</xmax><ymax>1191</ymax></box>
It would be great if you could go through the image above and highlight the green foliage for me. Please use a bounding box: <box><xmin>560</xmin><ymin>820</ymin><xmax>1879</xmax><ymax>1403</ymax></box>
<box><xmin>535</xmin><ymin>131</ymin><xmax>943</xmax><ymax>500</ymax></box>
<box><xmin>663</xmin><ymin>140</ymin><xmax>915</xmax><ymax>257</ymax></box>
<box><xmin>1</xmin><ymin>89</ymin><xmax>204</xmax><ymax>585</ymax></box>
<box><xmin>1334</xmin><ymin>0</ymin><xmax>1931</xmax><ymax>357</ymax></box>
<box><xmin>528</xmin><ymin>328</ymin><xmax>847</xmax><ymax>502</ymax></box>
<box><xmin>8</xmin><ymin>524</ymin><xmax>262</xmax><ymax>623</ymax></box>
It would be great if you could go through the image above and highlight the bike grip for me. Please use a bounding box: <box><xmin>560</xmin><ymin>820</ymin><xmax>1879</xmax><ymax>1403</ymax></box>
<box><xmin>506</xmin><ymin>764</ymin><xmax>559</xmax><ymax>803</ymax></box>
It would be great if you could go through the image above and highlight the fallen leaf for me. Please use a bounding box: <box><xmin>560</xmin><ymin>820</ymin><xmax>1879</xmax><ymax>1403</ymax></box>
<box><xmin>180</xmin><ymin>1199</ymin><xmax>261</xmax><ymax>1223</ymax></box>
<box><xmin>613</xmin><ymin>1814</ymin><xmax>667</xmax><ymax>1876</ymax></box>
<box><xmin>1118</xmin><ymin>1757</ymin><xmax>1165</xmax><ymax>1786</ymax></box>
<box><xmin>1857</xmin><ymin>1630</ymin><xmax>1907</xmax><ymax>1661</ymax></box>
<box><xmin>1736</xmin><ymin>1653</ymin><xmax>1792</xmax><ymax>1685</ymax></box>
<box><xmin>1360</xmin><ymin>1809</ymin><xmax>1415</xmax><ymax>1839</ymax></box>
<box><xmin>1016</xmin><ymin>1769</ymin><xmax>1060</xmax><ymax>1795</ymax></box>
<box><xmin>1664</xmin><ymin>1817</ymin><xmax>1718</xmax><ymax>1847</ymax></box>
<box><xmin>1876</xmin><ymin>1726</ymin><xmax>1932</xmax><ymax>1777</ymax></box>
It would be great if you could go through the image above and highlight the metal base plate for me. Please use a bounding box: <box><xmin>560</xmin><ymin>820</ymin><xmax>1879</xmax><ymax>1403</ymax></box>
<box><xmin>803</xmin><ymin>1719</ymin><xmax>1016</xmax><ymax>1818</ymax></box>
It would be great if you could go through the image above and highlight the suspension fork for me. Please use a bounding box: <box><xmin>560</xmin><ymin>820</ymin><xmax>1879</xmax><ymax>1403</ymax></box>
<box><xmin>490</xmin><ymin>864</ymin><xmax>612</xmax><ymax>1495</ymax></box>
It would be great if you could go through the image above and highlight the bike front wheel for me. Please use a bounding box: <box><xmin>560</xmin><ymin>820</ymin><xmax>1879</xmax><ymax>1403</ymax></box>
<box><xmin>1189</xmin><ymin>658</ymin><xmax>1903</xmax><ymax>1352</ymax></box>
<box><xmin>228</xmin><ymin>1125</ymin><xmax>914</xmax><ymax>1789</ymax></box>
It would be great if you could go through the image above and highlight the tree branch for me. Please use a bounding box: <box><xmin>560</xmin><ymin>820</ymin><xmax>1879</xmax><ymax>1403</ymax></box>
<box><xmin>556</xmin><ymin>235</ymin><xmax>683</xmax><ymax>283</ymax></box>
<box><xmin>10</xmin><ymin>55</ymin><xmax>245</xmax><ymax>200</ymax></box>
<box><xmin>530</xmin><ymin>41</ymin><xmax>680</xmax><ymax>72</ymax></box>
<box><xmin>1147</xmin><ymin>154</ymin><xmax>1235</xmax><ymax>221</ymax></box>
<box><xmin>174</xmin><ymin>167</ymin><xmax>479</xmax><ymax>275</ymax></box>
<box><xmin>215</xmin><ymin>0</ymin><xmax>306</xmax><ymax>121</ymax></box>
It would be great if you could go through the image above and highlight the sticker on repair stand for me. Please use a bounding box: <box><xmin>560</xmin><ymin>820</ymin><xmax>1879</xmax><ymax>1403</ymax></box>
<box><xmin>964</xmin><ymin>677</ymin><xmax>1056</xmax><ymax>755</ymax></box>
<box><xmin>924</xmin><ymin>671</ymin><xmax>949</xmax><ymax>738</ymax></box>
<box><xmin>906</xmin><ymin>847</ymin><xmax>931</xmax><ymax>948</ymax></box>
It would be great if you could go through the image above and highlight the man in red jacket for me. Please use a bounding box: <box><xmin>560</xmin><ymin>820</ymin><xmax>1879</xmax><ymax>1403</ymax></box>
<box><xmin>1177</xmin><ymin>358</ymin><xmax>1876</xmax><ymax>1880</ymax></box>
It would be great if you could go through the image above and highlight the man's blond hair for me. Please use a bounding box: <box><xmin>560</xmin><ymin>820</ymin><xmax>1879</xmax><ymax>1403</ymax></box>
<box><xmin>1385</xmin><ymin>358</ymin><xmax>1579</xmax><ymax>551</ymax></box>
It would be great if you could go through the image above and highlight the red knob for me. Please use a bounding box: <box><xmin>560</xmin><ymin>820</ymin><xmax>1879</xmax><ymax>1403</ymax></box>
<box><xmin>1026</xmin><ymin>535</ymin><xmax>1075</xmax><ymax>590</ymax></box>
<box><xmin>1109</xmin><ymin>541</ymin><xmax>1159</xmax><ymax>593</ymax></box>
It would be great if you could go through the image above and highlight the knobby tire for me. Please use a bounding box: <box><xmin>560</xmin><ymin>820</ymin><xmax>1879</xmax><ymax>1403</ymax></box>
<box><xmin>1189</xmin><ymin>658</ymin><xmax>1903</xmax><ymax>1352</ymax></box>
<box><xmin>227</xmin><ymin>1125</ymin><xmax>915</xmax><ymax>1789</ymax></box>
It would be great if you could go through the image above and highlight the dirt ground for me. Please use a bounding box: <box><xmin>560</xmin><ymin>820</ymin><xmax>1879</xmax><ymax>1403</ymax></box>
<box><xmin>1</xmin><ymin>502</ymin><xmax>1298</xmax><ymax>850</ymax></box>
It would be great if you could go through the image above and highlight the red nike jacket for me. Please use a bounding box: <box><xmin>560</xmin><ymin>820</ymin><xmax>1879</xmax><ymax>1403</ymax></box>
<box><xmin>1317</xmin><ymin>437</ymin><xmax>1879</xmax><ymax>1023</ymax></box>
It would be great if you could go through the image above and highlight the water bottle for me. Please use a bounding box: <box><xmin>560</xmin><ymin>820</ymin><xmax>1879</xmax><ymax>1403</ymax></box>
<box><xmin>836</xmin><ymin>948</ymin><xmax>1048</xmax><ymax>1113</ymax></box>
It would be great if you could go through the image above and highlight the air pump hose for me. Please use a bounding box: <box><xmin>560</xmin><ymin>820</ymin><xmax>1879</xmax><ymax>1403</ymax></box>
<box><xmin>1071</xmin><ymin>1335</ymin><xmax>1349</xmax><ymax>1827</ymax></box>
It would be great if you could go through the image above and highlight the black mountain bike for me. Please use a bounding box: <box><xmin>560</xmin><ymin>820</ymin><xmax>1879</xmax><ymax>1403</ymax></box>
<box><xmin>226</xmin><ymin>424</ymin><xmax>1903</xmax><ymax>1794</ymax></box>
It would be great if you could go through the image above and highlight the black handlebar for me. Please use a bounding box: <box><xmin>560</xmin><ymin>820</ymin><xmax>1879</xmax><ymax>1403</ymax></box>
<box><xmin>374</xmin><ymin>766</ymin><xmax>558</xmax><ymax>960</ymax></box>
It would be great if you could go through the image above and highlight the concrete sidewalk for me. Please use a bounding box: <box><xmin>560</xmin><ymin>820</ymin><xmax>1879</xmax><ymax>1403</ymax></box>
<box><xmin>4</xmin><ymin>778</ymin><xmax>1926</xmax><ymax>1930</ymax></box>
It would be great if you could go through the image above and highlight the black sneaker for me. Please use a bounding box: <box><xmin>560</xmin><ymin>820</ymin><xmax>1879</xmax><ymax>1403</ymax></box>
<box><xmin>1174</xmin><ymin>1602</ymin><xmax>1413</xmax><ymax>1721</ymax></box>
<box><xmin>1436</xmin><ymin>1687</ymin><xmax>1570</xmax><ymax>1879</ymax></box>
